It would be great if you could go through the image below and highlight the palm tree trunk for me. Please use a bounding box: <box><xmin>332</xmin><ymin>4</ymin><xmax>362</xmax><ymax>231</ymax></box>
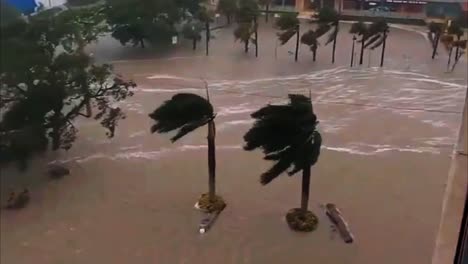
<box><xmin>301</xmin><ymin>165</ymin><xmax>311</xmax><ymax>213</ymax></box>
<box><xmin>227</xmin><ymin>14</ymin><xmax>231</xmax><ymax>25</ymax></box>
<box><xmin>265</xmin><ymin>4</ymin><xmax>269</xmax><ymax>23</ymax></box>
<box><xmin>313</xmin><ymin>48</ymin><xmax>317</xmax><ymax>62</ymax></box>
<box><xmin>193</xmin><ymin>39</ymin><xmax>197</xmax><ymax>50</ymax></box>
<box><xmin>447</xmin><ymin>46</ymin><xmax>453</xmax><ymax>71</ymax></box>
<box><xmin>205</xmin><ymin>22</ymin><xmax>210</xmax><ymax>56</ymax></box>
<box><xmin>332</xmin><ymin>24</ymin><xmax>338</xmax><ymax>64</ymax></box>
<box><xmin>455</xmin><ymin>35</ymin><xmax>461</xmax><ymax>61</ymax></box>
<box><xmin>380</xmin><ymin>31</ymin><xmax>387</xmax><ymax>67</ymax></box>
<box><xmin>140</xmin><ymin>39</ymin><xmax>145</xmax><ymax>48</ymax></box>
<box><xmin>207</xmin><ymin>121</ymin><xmax>216</xmax><ymax>201</ymax></box>
<box><xmin>295</xmin><ymin>25</ymin><xmax>300</xmax><ymax>62</ymax></box>
<box><xmin>244</xmin><ymin>40</ymin><xmax>249</xmax><ymax>53</ymax></box>
<box><xmin>359</xmin><ymin>35</ymin><xmax>365</xmax><ymax>65</ymax></box>
<box><xmin>432</xmin><ymin>32</ymin><xmax>440</xmax><ymax>59</ymax></box>
<box><xmin>254</xmin><ymin>16</ymin><xmax>258</xmax><ymax>58</ymax></box>
<box><xmin>351</xmin><ymin>36</ymin><xmax>356</xmax><ymax>67</ymax></box>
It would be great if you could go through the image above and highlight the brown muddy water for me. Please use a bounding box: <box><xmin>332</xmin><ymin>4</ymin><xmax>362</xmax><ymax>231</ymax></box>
<box><xmin>1</xmin><ymin>22</ymin><xmax>467</xmax><ymax>264</ymax></box>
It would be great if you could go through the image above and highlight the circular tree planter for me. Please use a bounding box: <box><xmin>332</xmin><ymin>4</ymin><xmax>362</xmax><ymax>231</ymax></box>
<box><xmin>194</xmin><ymin>193</ymin><xmax>226</xmax><ymax>213</ymax></box>
<box><xmin>285</xmin><ymin>208</ymin><xmax>319</xmax><ymax>232</ymax></box>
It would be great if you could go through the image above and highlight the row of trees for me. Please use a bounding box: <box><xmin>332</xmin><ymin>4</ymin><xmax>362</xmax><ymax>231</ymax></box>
<box><xmin>428</xmin><ymin>21</ymin><xmax>467</xmax><ymax>72</ymax></box>
<box><xmin>150</xmin><ymin>88</ymin><xmax>322</xmax><ymax>232</ymax></box>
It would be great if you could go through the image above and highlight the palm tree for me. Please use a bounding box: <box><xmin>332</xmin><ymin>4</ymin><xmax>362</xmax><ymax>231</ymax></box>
<box><xmin>243</xmin><ymin>94</ymin><xmax>322</xmax><ymax>232</ymax></box>
<box><xmin>149</xmin><ymin>87</ymin><xmax>225</xmax><ymax>213</ymax></box>
<box><xmin>217</xmin><ymin>0</ymin><xmax>238</xmax><ymax>25</ymax></box>
<box><xmin>349</xmin><ymin>21</ymin><xmax>368</xmax><ymax>65</ymax></box>
<box><xmin>428</xmin><ymin>22</ymin><xmax>444</xmax><ymax>59</ymax></box>
<box><xmin>441</xmin><ymin>33</ymin><xmax>467</xmax><ymax>72</ymax></box>
<box><xmin>182</xmin><ymin>22</ymin><xmax>203</xmax><ymax>51</ymax></box>
<box><xmin>258</xmin><ymin>0</ymin><xmax>272</xmax><ymax>23</ymax></box>
<box><xmin>364</xmin><ymin>20</ymin><xmax>389</xmax><ymax>67</ymax></box>
<box><xmin>314</xmin><ymin>7</ymin><xmax>340</xmax><ymax>63</ymax></box>
<box><xmin>447</xmin><ymin>22</ymin><xmax>464</xmax><ymax>61</ymax></box>
<box><xmin>301</xmin><ymin>30</ymin><xmax>319</xmax><ymax>61</ymax></box>
<box><xmin>234</xmin><ymin>0</ymin><xmax>259</xmax><ymax>55</ymax></box>
<box><xmin>276</xmin><ymin>13</ymin><xmax>300</xmax><ymax>61</ymax></box>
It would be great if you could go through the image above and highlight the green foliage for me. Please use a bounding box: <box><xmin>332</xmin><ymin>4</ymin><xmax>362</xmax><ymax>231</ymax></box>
<box><xmin>315</xmin><ymin>7</ymin><xmax>339</xmax><ymax>23</ymax></box>
<box><xmin>217</xmin><ymin>0</ymin><xmax>237</xmax><ymax>18</ymax></box>
<box><xmin>182</xmin><ymin>21</ymin><xmax>203</xmax><ymax>41</ymax></box>
<box><xmin>244</xmin><ymin>94</ymin><xmax>321</xmax><ymax>185</ymax></box>
<box><xmin>0</xmin><ymin>8</ymin><xmax>136</xmax><ymax>169</ymax></box>
<box><xmin>447</xmin><ymin>21</ymin><xmax>463</xmax><ymax>37</ymax></box>
<box><xmin>104</xmin><ymin>0</ymin><xmax>192</xmax><ymax>46</ymax></box>
<box><xmin>301</xmin><ymin>30</ymin><xmax>319</xmax><ymax>52</ymax></box>
<box><xmin>236</xmin><ymin>0</ymin><xmax>259</xmax><ymax>23</ymax></box>
<box><xmin>349</xmin><ymin>21</ymin><xmax>367</xmax><ymax>35</ymax></box>
<box><xmin>149</xmin><ymin>93</ymin><xmax>214</xmax><ymax>142</ymax></box>
<box><xmin>276</xmin><ymin>13</ymin><xmax>299</xmax><ymax>31</ymax></box>
<box><xmin>275</xmin><ymin>13</ymin><xmax>299</xmax><ymax>45</ymax></box>
<box><xmin>67</xmin><ymin>0</ymin><xmax>101</xmax><ymax>6</ymax></box>
<box><xmin>428</xmin><ymin>21</ymin><xmax>443</xmax><ymax>34</ymax></box>
<box><xmin>0</xmin><ymin>0</ymin><xmax>21</xmax><ymax>26</ymax></box>
<box><xmin>365</xmin><ymin>20</ymin><xmax>389</xmax><ymax>50</ymax></box>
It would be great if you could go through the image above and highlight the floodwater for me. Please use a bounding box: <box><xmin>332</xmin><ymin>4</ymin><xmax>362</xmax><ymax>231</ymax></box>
<box><xmin>1</xmin><ymin>22</ymin><xmax>467</xmax><ymax>264</ymax></box>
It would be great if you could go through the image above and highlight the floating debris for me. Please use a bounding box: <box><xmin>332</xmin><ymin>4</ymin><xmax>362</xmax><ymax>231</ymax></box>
<box><xmin>324</xmin><ymin>203</ymin><xmax>354</xmax><ymax>244</ymax></box>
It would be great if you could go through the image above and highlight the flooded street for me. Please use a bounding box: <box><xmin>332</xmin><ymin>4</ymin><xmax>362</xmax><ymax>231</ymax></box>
<box><xmin>1</xmin><ymin>22</ymin><xmax>467</xmax><ymax>264</ymax></box>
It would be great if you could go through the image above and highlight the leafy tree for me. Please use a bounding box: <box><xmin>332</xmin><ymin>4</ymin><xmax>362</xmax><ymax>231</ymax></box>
<box><xmin>182</xmin><ymin>7</ymin><xmax>213</xmax><ymax>51</ymax></box>
<box><xmin>0</xmin><ymin>8</ymin><xmax>135</xmax><ymax>169</ymax></box>
<box><xmin>217</xmin><ymin>0</ymin><xmax>237</xmax><ymax>24</ymax></box>
<box><xmin>234</xmin><ymin>0</ymin><xmax>259</xmax><ymax>54</ymax></box>
<box><xmin>104</xmin><ymin>0</ymin><xmax>183</xmax><ymax>47</ymax></box>
<box><xmin>314</xmin><ymin>7</ymin><xmax>340</xmax><ymax>63</ymax></box>
<box><xmin>276</xmin><ymin>13</ymin><xmax>300</xmax><ymax>61</ymax></box>
<box><xmin>258</xmin><ymin>0</ymin><xmax>272</xmax><ymax>23</ymax></box>
<box><xmin>149</xmin><ymin>89</ymin><xmax>226</xmax><ymax>212</ymax></box>
<box><xmin>0</xmin><ymin>0</ymin><xmax>22</xmax><ymax>26</ymax></box>
<box><xmin>428</xmin><ymin>22</ymin><xmax>444</xmax><ymax>59</ymax></box>
<box><xmin>182</xmin><ymin>21</ymin><xmax>203</xmax><ymax>50</ymax></box>
<box><xmin>243</xmin><ymin>94</ymin><xmax>322</xmax><ymax>232</ymax></box>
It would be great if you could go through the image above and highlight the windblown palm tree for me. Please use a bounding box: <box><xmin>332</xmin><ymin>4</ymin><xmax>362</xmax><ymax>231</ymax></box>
<box><xmin>428</xmin><ymin>22</ymin><xmax>444</xmax><ymax>59</ymax></box>
<box><xmin>244</xmin><ymin>94</ymin><xmax>322</xmax><ymax>232</ymax></box>
<box><xmin>441</xmin><ymin>31</ymin><xmax>467</xmax><ymax>72</ymax></box>
<box><xmin>349</xmin><ymin>21</ymin><xmax>368</xmax><ymax>65</ymax></box>
<box><xmin>314</xmin><ymin>7</ymin><xmax>340</xmax><ymax>63</ymax></box>
<box><xmin>149</xmin><ymin>88</ymin><xmax>225</xmax><ymax>212</ymax></box>
<box><xmin>301</xmin><ymin>29</ymin><xmax>319</xmax><ymax>61</ymax></box>
<box><xmin>276</xmin><ymin>13</ymin><xmax>300</xmax><ymax>61</ymax></box>
<box><xmin>234</xmin><ymin>0</ymin><xmax>259</xmax><ymax>55</ymax></box>
<box><xmin>364</xmin><ymin>20</ymin><xmax>389</xmax><ymax>67</ymax></box>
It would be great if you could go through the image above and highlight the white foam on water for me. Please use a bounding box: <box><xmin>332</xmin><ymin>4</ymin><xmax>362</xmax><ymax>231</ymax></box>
<box><xmin>129</xmin><ymin>131</ymin><xmax>146</xmax><ymax>138</ymax></box>
<box><xmin>218</xmin><ymin>119</ymin><xmax>254</xmax><ymax>130</ymax></box>
<box><xmin>217</xmin><ymin>104</ymin><xmax>256</xmax><ymax>116</ymax></box>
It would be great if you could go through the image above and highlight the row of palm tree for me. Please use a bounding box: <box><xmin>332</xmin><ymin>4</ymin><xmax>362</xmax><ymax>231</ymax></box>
<box><xmin>428</xmin><ymin>21</ymin><xmax>467</xmax><ymax>72</ymax></box>
<box><xmin>149</xmin><ymin>86</ymin><xmax>322</xmax><ymax>232</ymax></box>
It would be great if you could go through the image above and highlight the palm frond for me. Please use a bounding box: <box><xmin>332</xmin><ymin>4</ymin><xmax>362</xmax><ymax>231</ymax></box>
<box><xmin>244</xmin><ymin>94</ymin><xmax>321</xmax><ymax>185</ymax></box>
<box><xmin>370</xmin><ymin>36</ymin><xmax>385</xmax><ymax>50</ymax></box>
<box><xmin>315</xmin><ymin>23</ymin><xmax>331</xmax><ymax>38</ymax></box>
<box><xmin>278</xmin><ymin>29</ymin><xmax>297</xmax><ymax>45</ymax></box>
<box><xmin>149</xmin><ymin>93</ymin><xmax>214</xmax><ymax>142</ymax></box>
<box><xmin>325</xmin><ymin>26</ymin><xmax>338</xmax><ymax>45</ymax></box>
<box><xmin>364</xmin><ymin>34</ymin><xmax>382</xmax><ymax>48</ymax></box>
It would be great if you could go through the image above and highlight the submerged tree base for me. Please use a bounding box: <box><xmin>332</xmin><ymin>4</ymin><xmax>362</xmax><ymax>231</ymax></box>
<box><xmin>195</xmin><ymin>193</ymin><xmax>226</xmax><ymax>213</ymax></box>
<box><xmin>286</xmin><ymin>208</ymin><xmax>319</xmax><ymax>232</ymax></box>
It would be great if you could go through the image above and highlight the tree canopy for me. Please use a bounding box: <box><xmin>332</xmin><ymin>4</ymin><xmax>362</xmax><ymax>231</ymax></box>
<box><xmin>244</xmin><ymin>94</ymin><xmax>321</xmax><ymax>185</ymax></box>
<box><xmin>104</xmin><ymin>0</ymin><xmax>205</xmax><ymax>47</ymax></box>
<box><xmin>149</xmin><ymin>93</ymin><xmax>214</xmax><ymax>142</ymax></box>
<box><xmin>0</xmin><ymin>8</ymin><xmax>135</xmax><ymax>169</ymax></box>
<box><xmin>276</xmin><ymin>13</ymin><xmax>299</xmax><ymax>45</ymax></box>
